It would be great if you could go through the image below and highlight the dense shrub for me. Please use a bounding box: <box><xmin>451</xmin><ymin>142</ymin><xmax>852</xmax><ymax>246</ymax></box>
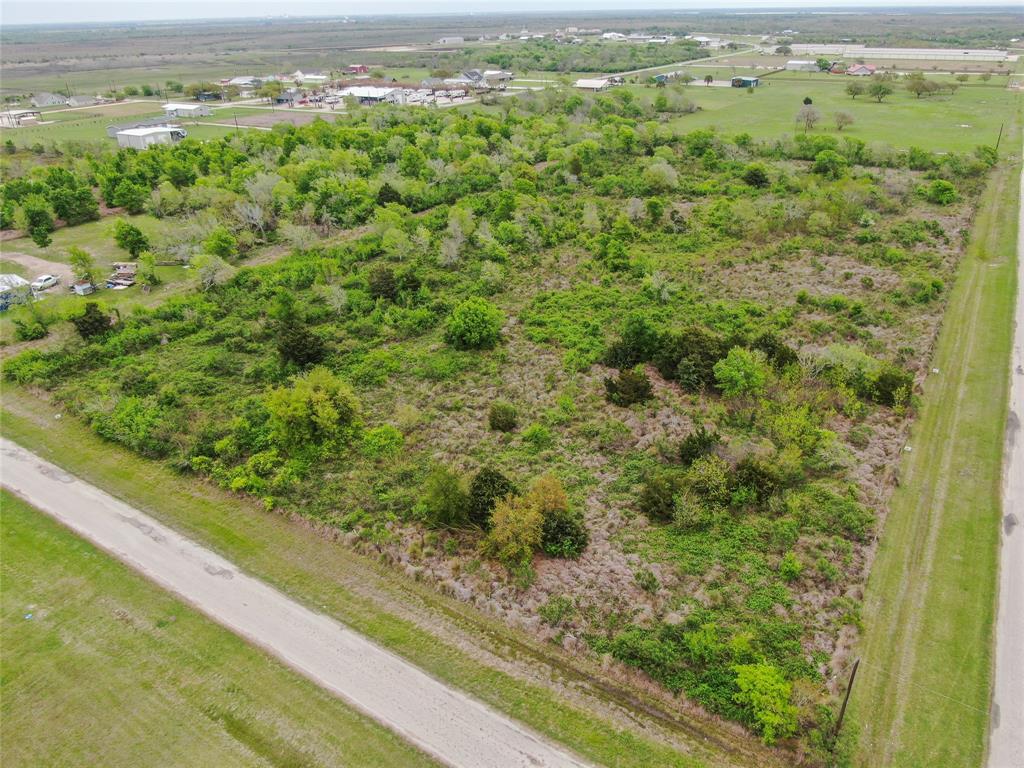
<box><xmin>488</xmin><ymin>401</ymin><xmax>518</xmax><ymax>432</ymax></box>
<box><xmin>421</xmin><ymin>467</ymin><xmax>470</xmax><ymax>529</ymax></box>
<box><xmin>445</xmin><ymin>297</ymin><xmax>503</xmax><ymax>350</ymax></box>
<box><xmin>265</xmin><ymin>366</ymin><xmax>359</xmax><ymax>449</ymax></box>
<box><xmin>713</xmin><ymin>347</ymin><xmax>769</xmax><ymax>398</ymax></box>
<box><xmin>638</xmin><ymin>467</ymin><xmax>685</xmax><ymax>520</ymax></box>
<box><xmin>70</xmin><ymin>302</ymin><xmax>113</xmax><ymax>339</ymax></box>
<box><xmin>529</xmin><ymin>475</ymin><xmax>588</xmax><ymax>558</ymax></box>
<box><xmin>360</xmin><ymin>425</ymin><xmax>404</xmax><ymax>459</ymax></box>
<box><xmin>483</xmin><ymin>493</ymin><xmax>543</xmax><ymax>568</ymax></box>
<box><xmin>922</xmin><ymin>179</ymin><xmax>958</xmax><ymax>205</ymax></box>
<box><xmin>732</xmin><ymin>663</ymin><xmax>798</xmax><ymax>745</ymax></box>
<box><xmin>368</xmin><ymin>265</ymin><xmax>398</xmax><ymax>301</ymax></box>
<box><xmin>604</xmin><ymin>314</ymin><xmax>659</xmax><ymax>369</ymax></box>
<box><xmin>654</xmin><ymin>327</ymin><xmax>728</xmax><ymax>391</ymax></box>
<box><xmin>604</xmin><ymin>366</ymin><xmax>653</xmax><ymax>406</ymax></box>
<box><xmin>741</xmin><ymin>163</ymin><xmax>770</xmax><ymax>188</ymax></box>
<box><xmin>679</xmin><ymin>424</ymin><xmax>720</xmax><ymax>466</ymax></box>
<box><xmin>468</xmin><ymin>467</ymin><xmax>517</xmax><ymax>528</ymax></box>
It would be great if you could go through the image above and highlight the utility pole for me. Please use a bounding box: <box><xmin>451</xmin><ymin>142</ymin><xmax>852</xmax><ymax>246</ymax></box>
<box><xmin>995</xmin><ymin>122</ymin><xmax>1005</xmax><ymax>156</ymax></box>
<box><xmin>834</xmin><ymin>658</ymin><xmax>860</xmax><ymax>739</ymax></box>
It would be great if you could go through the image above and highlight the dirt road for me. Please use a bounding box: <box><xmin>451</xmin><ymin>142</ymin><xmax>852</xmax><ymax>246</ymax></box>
<box><xmin>0</xmin><ymin>251</ymin><xmax>73</xmax><ymax>286</ymax></box>
<box><xmin>0</xmin><ymin>438</ymin><xmax>592</xmax><ymax>768</ymax></box>
<box><xmin>988</xmin><ymin>137</ymin><xmax>1024</xmax><ymax>768</ymax></box>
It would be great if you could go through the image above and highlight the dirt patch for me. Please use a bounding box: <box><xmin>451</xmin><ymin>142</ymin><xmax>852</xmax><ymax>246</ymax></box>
<box><xmin>0</xmin><ymin>252</ymin><xmax>73</xmax><ymax>286</ymax></box>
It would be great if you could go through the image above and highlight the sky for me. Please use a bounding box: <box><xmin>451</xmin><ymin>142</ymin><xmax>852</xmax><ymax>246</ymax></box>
<box><xmin>1</xmin><ymin>1</ymin><xmax>1016</xmax><ymax>26</ymax></box>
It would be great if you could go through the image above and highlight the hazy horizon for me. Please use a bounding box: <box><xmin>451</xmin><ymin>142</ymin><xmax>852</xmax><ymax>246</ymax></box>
<box><xmin>2</xmin><ymin>1</ymin><xmax>1020</xmax><ymax>27</ymax></box>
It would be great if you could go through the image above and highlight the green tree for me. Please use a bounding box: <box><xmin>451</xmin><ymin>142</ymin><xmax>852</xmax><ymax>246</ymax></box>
<box><xmin>845</xmin><ymin>81</ymin><xmax>865</xmax><ymax>99</ymax></box>
<box><xmin>112</xmin><ymin>180</ymin><xmax>149</xmax><ymax>214</ymax></box>
<box><xmin>113</xmin><ymin>219</ymin><xmax>150</xmax><ymax>258</ymax></box>
<box><xmin>18</xmin><ymin>194</ymin><xmax>55</xmax><ymax>247</ymax></box>
<box><xmin>204</xmin><ymin>226</ymin><xmax>239</xmax><ymax>259</ymax></box>
<box><xmin>732</xmin><ymin>663</ymin><xmax>798</xmax><ymax>745</ymax></box>
<box><xmin>137</xmin><ymin>251</ymin><xmax>161</xmax><ymax>286</ymax></box>
<box><xmin>265</xmin><ymin>366</ymin><xmax>360</xmax><ymax>451</ymax></box>
<box><xmin>445</xmin><ymin>297</ymin><xmax>503</xmax><ymax>350</ymax></box>
<box><xmin>421</xmin><ymin>467</ymin><xmax>470</xmax><ymax>528</ymax></box>
<box><xmin>713</xmin><ymin>347</ymin><xmax>769</xmax><ymax>397</ymax></box>
<box><xmin>68</xmin><ymin>246</ymin><xmax>96</xmax><ymax>284</ymax></box>
<box><xmin>272</xmin><ymin>290</ymin><xmax>326</xmax><ymax>367</ymax></box>
<box><xmin>815</xmin><ymin>57</ymin><xmax>831</xmax><ymax>72</ymax></box>
<box><xmin>50</xmin><ymin>184</ymin><xmax>100</xmax><ymax>225</ymax></box>
<box><xmin>867</xmin><ymin>81</ymin><xmax>894</xmax><ymax>102</ymax></box>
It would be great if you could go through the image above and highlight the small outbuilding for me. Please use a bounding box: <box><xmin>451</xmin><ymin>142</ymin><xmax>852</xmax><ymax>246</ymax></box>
<box><xmin>785</xmin><ymin>60</ymin><xmax>819</xmax><ymax>72</ymax></box>
<box><xmin>116</xmin><ymin>126</ymin><xmax>187</xmax><ymax>150</ymax></box>
<box><xmin>346</xmin><ymin>64</ymin><xmax>370</xmax><ymax>74</ymax></box>
<box><xmin>163</xmin><ymin>103</ymin><xmax>212</xmax><ymax>118</ymax></box>
<box><xmin>574</xmin><ymin>78</ymin><xmax>611</xmax><ymax>91</ymax></box>
<box><xmin>731</xmin><ymin>76</ymin><xmax>760</xmax><ymax>88</ymax></box>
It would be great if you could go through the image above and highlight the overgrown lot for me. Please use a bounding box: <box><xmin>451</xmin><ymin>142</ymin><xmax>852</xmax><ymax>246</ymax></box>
<box><xmin>1</xmin><ymin>95</ymin><xmax>996</xmax><ymax>761</ymax></box>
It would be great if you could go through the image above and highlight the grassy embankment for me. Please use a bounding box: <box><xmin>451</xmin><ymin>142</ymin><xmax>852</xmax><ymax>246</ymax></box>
<box><xmin>0</xmin><ymin>390</ymin><xmax>780</xmax><ymax>768</ymax></box>
<box><xmin>0</xmin><ymin>490</ymin><xmax>439</xmax><ymax>768</ymax></box>
<box><xmin>849</xmin><ymin>96</ymin><xmax>1022</xmax><ymax>766</ymax></box>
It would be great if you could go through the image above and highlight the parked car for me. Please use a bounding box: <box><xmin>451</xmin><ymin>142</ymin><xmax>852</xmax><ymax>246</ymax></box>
<box><xmin>30</xmin><ymin>274</ymin><xmax>59</xmax><ymax>291</ymax></box>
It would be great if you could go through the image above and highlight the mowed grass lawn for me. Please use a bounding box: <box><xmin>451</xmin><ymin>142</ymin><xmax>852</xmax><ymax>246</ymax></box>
<box><xmin>7</xmin><ymin>214</ymin><xmax>174</xmax><ymax>267</ymax></box>
<box><xmin>0</xmin><ymin>491</ymin><xmax>438</xmax><ymax>768</ymax></box>
<box><xmin>849</xmin><ymin>100</ymin><xmax>1022</xmax><ymax>766</ymax></box>
<box><xmin>668</xmin><ymin>77</ymin><xmax>1015</xmax><ymax>152</ymax></box>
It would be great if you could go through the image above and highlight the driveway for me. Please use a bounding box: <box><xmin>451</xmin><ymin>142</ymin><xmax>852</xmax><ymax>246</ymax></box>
<box><xmin>0</xmin><ymin>438</ymin><xmax>592</xmax><ymax>768</ymax></box>
<box><xmin>0</xmin><ymin>251</ymin><xmax>74</xmax><ymax>288</ymax></box>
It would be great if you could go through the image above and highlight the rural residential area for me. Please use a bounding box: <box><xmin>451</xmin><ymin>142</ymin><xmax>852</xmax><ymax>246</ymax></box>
<box><xmin>0</xmin><ymin>2</ymin><xmax>1021</xmax><ymax>767</ymax></box>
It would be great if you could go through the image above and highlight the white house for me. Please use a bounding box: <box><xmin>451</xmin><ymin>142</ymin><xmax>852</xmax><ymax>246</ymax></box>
<box><xmin>437</xmin><ymin>36</ymin><xmax>464</xmax><ymax>45</ymax></box>
<box><xmin>785</xmin><ymin>60</ymin><xmax>819</xmax><ymax>72</ymax></box>
<box><xmin>574</xmin><ymin>78</ymin><xmax>611</xmax><ymax>91</ymax></box>
<box><xmin>291</xmin><ymin>70</ymin><xmax>329</xmax><ymax>85</ymax></box>
<box><xmin>0</xmin><ymin>109</ymin><xmax>41</xmax><ymax>127</ymax></box>
<box><xmin>163</xmin><ymin>103</ymin><xmax>212</xmax><ymax>118</ymax></box>
<box><xmin>116</xmin><ymin>126</ymin><xmax>187</xmax><ymax>150</ymax></box>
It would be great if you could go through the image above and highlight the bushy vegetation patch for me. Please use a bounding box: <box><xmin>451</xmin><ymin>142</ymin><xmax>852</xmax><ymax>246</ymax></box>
<box><xmin>0</xmin><ymin>102</ymin><xmax>992</xmax><ymax>759</ymax></box>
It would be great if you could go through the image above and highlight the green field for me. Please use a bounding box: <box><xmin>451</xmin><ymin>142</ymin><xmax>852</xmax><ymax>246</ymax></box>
<box><xmin>0</xmin><ymin>490</ymin><xmax>438</xmax><ymax>768</ymax></box>
<box><xmin>665</xmin><ymin>77</ymin><xmax>1015</xmax><ymax>152</ymax></box>
<box><xmin>0</xmin><ymin>391</ymin><xmax>773</xmax><ymax>768</ymax></box>
<box><xmin>848</xmin><ymin>100</ymin><xmax>1022</xmax><ymax>765</ymax></box>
